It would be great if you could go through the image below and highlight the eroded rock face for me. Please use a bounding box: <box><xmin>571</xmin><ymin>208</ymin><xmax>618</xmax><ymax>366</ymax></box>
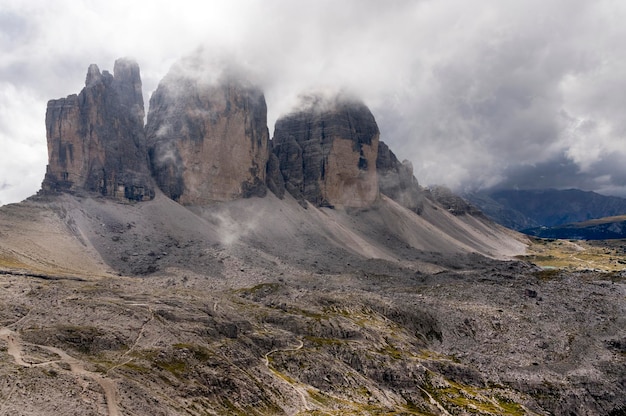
<box><xmin>146</xmin><ymin>56</ymin><xmax>269</xmax><ymax>205</ymax></box>
<box><xmin>376</xmin><ymin>141</ymin><xmax>424</xmax><ymax>214</ymax></box>
<box><xmin>427</xmin><ymin>185</ymin><xmax>482</xmax><ymax>216</ymax></box>
<box><xmin>41</xmin><ymin>58</ymin><xmax>154</xmax><ymax>201</ymax></box>
<box><xmin>272</xmin><ymin>94</ymin><xmax>379</xmax><ymax>208</ymax></box>
<box><xmin>265</xmin><ymin>152</ymin><xmax>285</xmax><ymax>199</ymax></box>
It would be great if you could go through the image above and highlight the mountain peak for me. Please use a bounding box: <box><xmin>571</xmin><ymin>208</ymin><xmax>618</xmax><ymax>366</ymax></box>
<box><xmin>145</xmin><ymin>54</ymin><xmax>270</xmax><ymax>204</ymax></box>
<box><xmin>272</xmin><ymin>92</ymin><xmax>380</xmax><ymax>208</ymax></box>
<box><xmin>41</xmin><ymin>59</ymin><xmax>154</xmax><ymax>201</ymax></box>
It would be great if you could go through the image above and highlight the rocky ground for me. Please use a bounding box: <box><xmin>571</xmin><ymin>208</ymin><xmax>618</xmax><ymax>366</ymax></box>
<box><xmin>0</xmin><ymin>193</ymin><xmax>624</xmax><ymax>415</ymax></box>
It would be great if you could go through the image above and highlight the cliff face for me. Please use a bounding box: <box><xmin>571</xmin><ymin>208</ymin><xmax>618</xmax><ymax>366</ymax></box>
<box><xmin>272</xmin><ymin>95</ymin><xmax>379</xmax><ymax>208</ymax></box>
<box><xmin>145</xmin><ymin>57</ymin><xmax>269</xmax><ymax>205</ymax></box>
<box><xmin>41</xmin><ymin>58</ymin><xmax>154</xmax><ymax>201</ymax></box>
<box><xmin>39</xmin><ymin>57</ymin><xmax>435</xmax><ymax>214</ymax></box>
<box><xmin>376</xmin><ymin>141</ymin><xmax>424</xmax><ymax>214</ymax></box>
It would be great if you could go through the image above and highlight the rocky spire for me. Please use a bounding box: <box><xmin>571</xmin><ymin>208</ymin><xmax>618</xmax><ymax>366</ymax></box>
<box><xmin>272</xmin><ymin>92</ymin><xmax>380</xmax><ymax>208</ymax></box>
<box><xmin>145</xmin><ymin>53</ymin><xmax>270</xmax><ymax>205</ymax></box>
<box><xmin>41</xmin><ymin>58</ymin><xmax>154</xmax><ymax>201</ymax></box>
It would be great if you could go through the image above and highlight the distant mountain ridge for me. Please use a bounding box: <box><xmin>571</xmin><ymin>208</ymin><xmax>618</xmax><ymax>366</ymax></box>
<box><xmin>464</xmin><ymin>188</ymin><xmax>626</xmax><ymax>231</ymax></box>
<box><xmin>523</xmin><ymin>215</ymin><xmax>626</xmax><ymax>240</ymax></box>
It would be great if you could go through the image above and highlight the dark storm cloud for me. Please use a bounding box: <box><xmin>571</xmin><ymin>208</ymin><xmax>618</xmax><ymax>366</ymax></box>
<box><xmin>496</xmin><ymin>152</ymin><xmax>626</xmax><ymax>197</ymax></box>
<box><xmin>372</xmin><ymin>0</ymin><xmax>626</xmax><ymax>197</ymax></box>
<box><xmin>1</xmin><ymin>0</ymin><xmax>625</xmax><ymax>204</ymax></box>
<box><xmin>496</xmin><ymin>155</ymin><xmax>592</xmax><ymax>191</ymax></box>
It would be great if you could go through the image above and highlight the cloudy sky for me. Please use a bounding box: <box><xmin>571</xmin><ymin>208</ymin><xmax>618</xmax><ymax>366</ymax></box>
<box><xmin>2</xmin><ymin>0</ymin><xmax>626</xmax><ymax>205</ymax></box>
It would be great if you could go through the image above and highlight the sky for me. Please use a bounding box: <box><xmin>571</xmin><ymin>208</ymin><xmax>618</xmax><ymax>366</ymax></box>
<box><xmin>1</xmin><ymin>0</ymin><xmax>626</xmax><ymax>205</ymax></box>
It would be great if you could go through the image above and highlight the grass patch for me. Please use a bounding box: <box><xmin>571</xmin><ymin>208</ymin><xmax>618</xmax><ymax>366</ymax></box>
<box><xmin>307</xmin><ymin>389</ymin><xmax>333</xmax><ymax>406</ymax></box>
<box><xmin>237</xmin><ymin>283</ymin><xmax>281</xmax><ymax>297</ymax></box>
<box><xmin>270</xmin><ymin>367</ymin><xmax>298</xmax><ymax>384</ymax></box>
<box><xmin>121</xmin><ymin>361</ymin><xmax>152</xmax><ymax>373</ymax></box>
<box><xmin>54</xmin><ymin>325</ymin><xmax>104</xmax><ymax>354</ymax></box>
<box><xmin>0</xmin><ymin>253</ymin><xmax>29</xmax><ymax>269</ymax></box>
<box><xmin>422</xmin><ymin>371</ymin><xmax>527</xmax><ymax>415</ymax></box>
<box><xmin>377</xmin><ymin>343</ymin><xmax>404</xmax><ymax>360</ymax></box>
<box><xmin>533</xmin><ymin>268</ymin><xmax>562</xmax><ymax>281</ymax></box>
<box><xmin>173</xmin><ymin>343</ymin><xmax>214</xmax><ymax>361</ymax></box>
<box><xmin>524</xmin><ymin>238</ymin><xmax>626</xmax><ymax>271</ymax></box>
<box><xmin>305</xmin><ymin>335</ymin><xmax>345</xmax><ymax>347</ymax></box>
<box><xmin>127</xmin><ymin>348</ymin><xmax>189</xmax><ymax>377</ymax></box>
<box><xmin>155</xmin><ymin>357</ymin><xmax>187</xmax><ymax>376</ymax></box>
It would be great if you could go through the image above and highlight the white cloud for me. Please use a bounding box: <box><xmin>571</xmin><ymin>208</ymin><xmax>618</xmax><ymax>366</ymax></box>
<box><xmin>1</xmin><ymin>0</ymin><xmax>626</xmax><ymax>204</ymax></box>
<box><xmin>0</xmin><ymin>83</ymin><xmax>47</xmax><ymax>204</ymax></box>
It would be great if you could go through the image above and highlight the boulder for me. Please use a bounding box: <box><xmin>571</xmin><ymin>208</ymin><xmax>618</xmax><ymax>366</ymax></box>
<box><xmin>41</xmin><ymin>58</ymin><xmax>154</xmax><ymax>201</ymax></box>
<box><xmin>272</xmin><ymin>93</ymin><xmax>379</xmax><ymax>208</ymax></box>
<box><xmin>146</xmin><ymin>54</ymin><xmax>269</xmax><ymax>205</ymax></box>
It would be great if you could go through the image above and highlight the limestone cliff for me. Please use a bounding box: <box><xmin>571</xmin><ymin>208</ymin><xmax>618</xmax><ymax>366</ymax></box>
<box><xmin>41</xmin><ymin>58</ymin><xmax>154</xmax><ymax>201</ymax></box>
<box><xmin>272</xmin><ymin>94</ymin><xmax>379</xmax><ymax>208</ymax></box>
<box><xmin>146</xmin><ymin>56</ymin><xmax>269</xmax><ymax>205</ymax></box>
<box><xmin>376</xmin><ymin>141</ymin><xmax>424</xmax><ymax>214</ymax></box>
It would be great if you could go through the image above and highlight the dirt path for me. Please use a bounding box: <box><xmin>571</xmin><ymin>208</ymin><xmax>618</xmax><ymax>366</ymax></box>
<box><xmin>107</xmin><ymin>303</ymin><xmax>155</xmax><ymax>375</ymax></box>
<box><xmin>0</xmin><ymin>328</ymin><xmax>29</xmax><ymax>367</ymax></box>
<box><xmin>262</xmin><ymin>339</ymin><xmax>310</xmax><ymax>412</ymax></box>
<box><xmin>263</xmin><ymin>338</ymin><xmax>304</xmax><ymax>367</ymax></box>
<box><xmin>418</xmin><ymin>386</ymin><xmax>452</xmax><ymax>415</ymax></box>
<box><xmin>0</xmin><ymin>327</ymin><xmax>120</xmax><ymax>416</ymax></box>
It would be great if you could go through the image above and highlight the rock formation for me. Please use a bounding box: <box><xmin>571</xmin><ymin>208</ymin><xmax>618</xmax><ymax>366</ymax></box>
<box><xmin>41</xmin><ymin>58</ymin><xmax>154</xmax><ymax>201</ymax></box>
<box><xmin>146</xmin><ymin>55</ymin><xmax>269</xmax><ymax>205</ymax></box>
<box><xmin>39</xmin><ymin>55</ymin><xmax>470</xmax><ymax>217</ymax></box>
<box><xmin>265</xmin><ymin>153</ymin><xmax>285</xmax><ymax>199</ymax></box>
<box><xmin>427</xmin><ymin>185</ymin><xmax>482</xmax><ymax>216</ymax></box>
<box><xmin>376</xmin><ymin>141</ymin><xmax>424</xmax><ymax>214</ymax></box>
<box><xmin>272</xmin><ymin>93</ymin><xmax>379</xmax><ymax>208</ymax></box>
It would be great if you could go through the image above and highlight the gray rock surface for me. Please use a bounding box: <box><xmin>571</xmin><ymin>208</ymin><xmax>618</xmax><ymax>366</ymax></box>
<box><xmin>272</xmin><ymin>93</ymin><xmax>379</xmax><ymax>208</ymax></box>
<box><xmin>427</xmin><ymin>185</ymin><xmax>483</xmax><ymax>216</ymax></box>
<box><xmin>41</xmin><ymin>58</ymin><xmax>154</xmax><ymax>201</ymax></box>
<box><xmin>265</xmin><ymin>152</ymin><xmax>286</xmax><ymax>199</ymax></box>
<box><xmin>146</xmin><ymin>54</ymin><xmax>269</xmax><ymax>205</ymax></box>
<box><xmin>376</xmin><ymin>140</ymin><xmax>425</xmax><ymax>214</ymax></box>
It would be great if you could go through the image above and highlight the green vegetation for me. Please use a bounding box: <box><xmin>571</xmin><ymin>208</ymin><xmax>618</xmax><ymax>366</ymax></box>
<box><xmin>520</xmin><ymin>237</ymin><xmax>626</xmax><ymax>271</ymax></box>
<box><xmin>54</xmin><ymin>325</ymin><xmax>104</xmax><ymax>353</ymax></box>
<box><xmin>237</xmin><ymin>282</ymin><xmax>281</xmax><ymax>296</ymax></box>
<box><xmin>421</xmin><ymin>371</ymin><xmax>527</xmax><ymax>415</ymax></box>
<box><xmin>377</xmin><ymin>343</ymin><xmax>404</xmax><ymax>360</ymax></box>
<box><xmin>173</xmin><ymin>343</ymin><xmax>214</xmax><ymax>361</ymax></box>
<box><xmin>155</xmin><ymin>357</ymin><xmax>187</xmax><ymax>376</ymax></box>
<box><xmin>0</xmin><ymin>253</ymin><xmax>29</xmax><ymax>269</ymax></box>
<box><xmin>121</xmin><ymin>361</ymin><xmax>152</xmax><ymax>374</ymax></box>
<box><xmin>128</xmin><ymin>347</ymin><xmax>189</xmax><ymax>377</ymax></box>
<box><xmin>533</xmin><ymin>268</ymin><xmax>562</xmax><ymax>281</ymax></box>
<box><xmin>304</xmin><ymin>335</ymin><xmax>345</xmax><ymax>347</ymax></box>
